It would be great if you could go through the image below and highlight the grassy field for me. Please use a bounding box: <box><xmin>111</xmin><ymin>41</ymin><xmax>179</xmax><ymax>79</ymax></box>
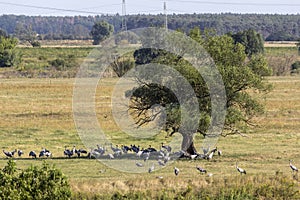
<box><xmin>0</xmin><ymin>44</ymin><xmax>300</xmax><ymax>198</ymax></box>
<box><xmin>1</xmin><ymin>75</ymin><xmax>300</xmax><ymax>198</ymax></box>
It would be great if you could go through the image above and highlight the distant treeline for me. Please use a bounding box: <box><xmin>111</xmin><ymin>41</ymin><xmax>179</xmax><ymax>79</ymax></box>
<box><xmin>0</xmin><ymin>13</ymin><xmax>299</xmax><ymax>41</ymax></box>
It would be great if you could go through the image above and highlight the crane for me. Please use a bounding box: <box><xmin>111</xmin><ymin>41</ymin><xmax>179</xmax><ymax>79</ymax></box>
<box><xmin>196</xmin><ymin>166</ymin><xmax>207</xmax><ymax>174</ymax></box>
<box><xmin>64</xmin><ymin>146</ymin><xmax>74</xmax><ymax>158</ymax></box>
<box><xmin>289</xmin><ymin>160</ymin><xmax>298</xmax><ymax>173</ymax></box>
<box><xmin>147</xmin><ymin>145</ymin><xmax>157</xmax><ymax>152</ymax></box>
<box><xmin>135</xmin><ymin>161</ymin><xmax>143</xmax><ymax>167</ymax></box>
<box><xmin>148</xmin><ymin>163</ymin><xmax>155</xmax><ymax>173</ymax></box>
<box><xmin>161</xmin><ymin>143</ymin><xmax>172</xmax><ymax>152</ymax></box>
<box><xmin>3</xmin><ymin>149</ymin><xmax>16</xmax><ymax>158</ymax></box>
<box><xmin>75</xmin><ymin>148</ymin><xmax>88</xmax><ymax>157</ymax></box>
<box><xmin>29</xmin><ymin>151</ymin><xmax>37</xmax><ymax>158</ymax></box>
<box><xmin>236</xmin><ymin>162</ymin><xmax>246</xmax><ymax>174</ymax></box>
<box><xmin>174</xmin><ymin>167</ymin><xmax>180</xmax><ymax>176</ymax></box>
<box><xmin>17</xmin><ymin>149</ymin><xmax>24</xmax><ymax>157</ymax></box>
<box><xmin>39</xmin><ymin>148</ymin><xmax>51</xmax><ymax>158</ymax></box>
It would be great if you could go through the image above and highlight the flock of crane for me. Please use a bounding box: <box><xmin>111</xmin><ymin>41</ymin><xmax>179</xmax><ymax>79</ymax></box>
<box><xmin>2</xmin><ymin>143</ymin><xmax>298</xmax><ymax>176</ymax></box>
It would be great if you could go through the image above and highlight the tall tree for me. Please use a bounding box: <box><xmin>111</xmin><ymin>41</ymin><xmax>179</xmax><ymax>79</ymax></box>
<box><xmin>90</xmin><ymin>21</ymin><xmax>114</xmax><ymax>45</ymax></box>
<box><xmin>128</xmin><ymin>29</ymin><xmax>271</xmax><ymax>155</ymax></box>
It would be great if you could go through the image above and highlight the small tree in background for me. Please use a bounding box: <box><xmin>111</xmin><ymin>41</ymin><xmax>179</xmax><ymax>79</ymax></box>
<box><xmin>14</xmin><ymin>23</ymin><xmax>41</xmax><ymax>47</ymax></box>
<box><xmin>230</xmin><ymin>29</ymin><xmax>265</xmax><ymax>57</ymax></box>
<box><xmin>291</xmin><ymin>61</ymin><xmax>300</xmax><ymax>74</ymax></box>
<box><xmin>0</xmin><ymin>35</ymin><xmax>21</xmax><ymax>67</ymax></box>
<box><xmin>90</xmin><ymin>21</ymin><xmax>114</xmax><ymax>45</ymax></box>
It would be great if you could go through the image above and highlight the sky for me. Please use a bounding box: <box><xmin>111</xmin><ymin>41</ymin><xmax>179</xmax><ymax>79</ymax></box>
<box><xmin>0</xmin><ymin>0</ymin><xmax>299</xmax><ymax>16</ymax></box>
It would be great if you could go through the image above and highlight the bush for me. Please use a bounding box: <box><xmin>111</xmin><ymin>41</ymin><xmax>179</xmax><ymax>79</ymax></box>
<box><xmin>30</xmin><ymin>40</ymin><xmax>41</xmax><ymax>47</ymax></box>
<box><xmin>0</xmin><ymin>36</ymin><xmax>22</xmax><ymax>67</ymax></box>
<box><xmin>0</xmin><ymin>159</ymin><xmax>71</xmax><ymax>200</ymax></box>
<box><xmin>48</xmin><ymin>55</ymin><xmax>77</xmax><ymax>71</ymax></box>
<box><xmin>291</xmin><ymin>61</ymin><xmax>300</xmax><ymax>74</ymax></box>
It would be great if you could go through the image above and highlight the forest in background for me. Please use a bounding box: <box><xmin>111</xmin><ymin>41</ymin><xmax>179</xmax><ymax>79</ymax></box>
<box><xmin>0</xmin><ymin>13</ymin><xmax>299</xmax><ymax>41</ymax></box>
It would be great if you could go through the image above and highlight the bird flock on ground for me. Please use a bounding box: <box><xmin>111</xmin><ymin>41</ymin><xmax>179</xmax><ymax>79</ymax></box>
<box><xmin>2</xmin><ymin>144</ymin><xmax>298</xmax><ymax>177</ymax></box>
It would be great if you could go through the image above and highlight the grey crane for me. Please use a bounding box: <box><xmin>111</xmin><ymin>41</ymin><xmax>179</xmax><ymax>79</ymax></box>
<box><xmin>64</xmin><ymin>146</ymin><xmax>74</xmax><ymax>158</ymax></box>
<box><xmin>75</xmin><ymin>148</ymin><xmax>87</xmax><ymax>157</ymax></box>
<box><xmin>218</xmin><ymin>150</ymin><xmax>222</xmax><ymax>156</ymax></box>
<box><xmin>110</xmin><ymin>144</ymin><xmax>122</xmax><ymax>155</ymax></box>
<box><xmin>108</xmin><ymin>153</ymin><xmax>114</xmax><ymax>159</ymax></box>
<box><xmin>121</xmin><ymin>145</ymin><xmax>131</xmax><ymax>153</ymax></box>
<box><xmin>206</xmin><ymin>151</ymin><xmax>214</xmax><ymax>160</ymax></box>
<box><xmin>190</xmin><ymin>154</ymin><xmax>198</xmax><ymax>160</ymax></box>
<box><xmin>130</xmin><ymin>144</ymin><xmax>140</xmax><ymax>153</ymax></box>
<box><xmin>3</xmin><ymin>149</ymin><xmax>16</xmax><ymax>158</ymax></box>
<box><xmin>29</xmin><ymin>151</ymin><xmax>37</xmax><ymax>158</ymax></box>
<box><xmin>158</xmin><ymin>159</ymin><xmax>165</xmax><ymax>166</ymax></box>
<box><xmin>39</xmin><ymin>148</ymin><xmax>51</xmax><ymax>158</ymax></box>
<box><xmin>95</xmin><ymin>144</ymin><xmax>105</xmax><ymax>155</ymax></box>
<box><xmin>17</xmin><ymin>149</ymin><xmax>24</xmax><ymax>157</ymax></box>
<box><xmin>135</xmin><ymin>161</ymin><xmax>143</xmax><ymax>167</ymax></box>
<box><xmin>196</xmin><ymin>166</ymin><xmax>207</xmax><ymax>174</ymax></box>
<box><xmin>174</xmin><ymin>167</ymin><xmax>180</xmax><ymax>176</ymax></box>
<box><xmin>236</xmin><ymin>162</ymin><xmax>246</xmax><ymax>174</ymax></box>
<box><xmin>148</xmin><ymin>163</ymin><xmax>155</xmax><ymax>173</ymax></box>
<box><xmin>161</xmin><ymin>143</ymin><xmax>172</xmax><ymax>153</ymax></box>
<box><xmin>289</xmin><ymin>160</ymin><xmax>298</xmax><ymax>173</ymax></box>
<box><xmin>147</xmin><ymin>145</ymin><xmax>157</xmax><ymax>152</ymax></box>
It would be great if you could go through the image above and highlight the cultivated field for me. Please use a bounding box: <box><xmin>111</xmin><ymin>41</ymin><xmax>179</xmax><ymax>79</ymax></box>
<box><xmin>1</xmin><ymin>75</ymin><xmax>300</xmax><ymax>198</ymax></box>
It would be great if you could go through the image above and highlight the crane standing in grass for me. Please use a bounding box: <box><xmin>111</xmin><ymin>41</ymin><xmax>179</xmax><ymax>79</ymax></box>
<box><xmin>289</xmin><ymin>160</ymin><xmax>298</xmax><ymax>174</ymax></box>
<box><xmin>3</xmin><ymin>149</ymin><xmax>16</xmax><ymax>158</ymax></box>
<box><xmin>236</xmin><ymin>162</ymin><xmax>246</xmax><ymax>175</ymax></box>
<box><xmin>174</xmin><ymin>167</ymin><xmax>180</xmax><ymax>176</ymax></box>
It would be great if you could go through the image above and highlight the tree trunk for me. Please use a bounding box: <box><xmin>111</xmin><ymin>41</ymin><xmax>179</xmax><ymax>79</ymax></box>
<box><xmin>180</xmin><ymin>134</ymin><xmax>197</xmax><ymax>157</ymax></box>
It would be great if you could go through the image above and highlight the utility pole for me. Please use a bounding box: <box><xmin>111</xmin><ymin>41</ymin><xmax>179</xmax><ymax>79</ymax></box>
<box><xmin>122</xmin><ymin>0</ymin><xmax>127</xmax><ymax>31</ymax></box>
<box><xmin>164</xmin><ymin>2</ymin><xmax>168</xmax><ymax>31</ymax></box>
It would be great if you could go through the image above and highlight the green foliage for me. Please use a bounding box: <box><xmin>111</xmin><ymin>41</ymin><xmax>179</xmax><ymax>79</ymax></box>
<box><xmin>110</xmin><ymin>55</ymin><xmax>135</xmax><ymax>77</ymax></box>
<box><xmin>30</xmin><ymin>40</ymin><xmax>41</xmax><ymax>47</ymax></box>
<box><xmin>90</xmin><ymin>21</ymin><xmax>114</xmax><ymax>45</ymax></box>
<box><xmin>129</xmin><ymin>29</ymin><xmax>272</xmax><ymax>151</ymax></box>
<box><xmin>189</xmin><ymin>27</ymin><xmax>204</xmax><ymax>44</ymax></box>
<box><xmin>230</xmin><ymin>29</ymin><xmax>265</xmax><ymax>57</ymax></box>
<box><xmin>0</xmin><ymin>36</ymin><xmax>21</xmax><ymax>67</ymax></box>
<box><xmin>48</xmin><ymin>54</ymin><xmax>77</xmax><ymax>71</ymax></box>
<box><xmin>0</xmin><ymin>159</ymin><xmax>71</xmax><ymax>200</ymax></box>
<box><xmin>291</xmin><ymin>61</ymin><xmax>300</xmax><ymax>74</ymax></box>
<box><xmin>1</xmin><ymin>14</ymin><xmax>300</xmax><ymax>40</ymax></box>
<box><xmin>14</xmin><ymin>23</ymin><xmax>41</xmax><ymax>47</ymax></box>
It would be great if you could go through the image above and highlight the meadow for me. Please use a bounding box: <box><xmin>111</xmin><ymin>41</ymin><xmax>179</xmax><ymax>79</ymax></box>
<box><xmin>0</xmin><ymin>45</ymin><xmax>300</xmax><ymax>199</ymax></box>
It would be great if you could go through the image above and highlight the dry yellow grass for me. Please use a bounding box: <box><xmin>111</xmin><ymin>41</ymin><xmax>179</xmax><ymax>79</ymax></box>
<box><xmin>0</xmin><ymin>76</ymin><xmax>300</xmax><ymax>196</ymax></box>
<box><xmin>264</xmin><ymin>41</ymin><xmax>297</xmax><ymax>47</ymax></box>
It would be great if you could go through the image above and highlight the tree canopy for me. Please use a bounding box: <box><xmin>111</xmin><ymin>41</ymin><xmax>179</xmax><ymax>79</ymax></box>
<box><xmin>90</xmin><ymin>21</ymin><xmax>114</xmax><ymax>45</ymax></box>
<box><xmin>0</xmin><ymin>14</ymin><xmax>299</xmax><ymax>41</ymax></box>
<box><xmin>230</xmin><ymin>29</ymin><xmax>265</xmax><ymax>57</ymax></box>
<box><xmin>127</xmin><ymin>28</ymin><xmax>272</xmax><ymax>155</ymax></box>
<box><xmin>0</xmin><ymin>35</ymin><xmax>21</xmax><ymax>67</ymax></box>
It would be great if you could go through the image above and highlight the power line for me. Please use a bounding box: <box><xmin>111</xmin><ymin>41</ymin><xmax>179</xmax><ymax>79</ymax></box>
<box><xmin>0</xmin><ymin>1</ymin><xmax>119</xmax><ymax>15</ymax></box>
